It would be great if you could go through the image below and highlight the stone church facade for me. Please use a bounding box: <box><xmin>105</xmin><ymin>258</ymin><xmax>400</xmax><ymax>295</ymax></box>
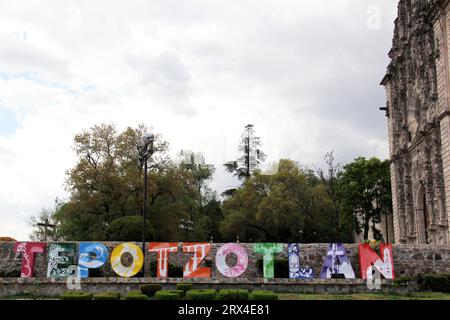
<box><xmin>381</xmin><ymin>0</ymin><xmax>450</xmax><ymax>245</ymax></box>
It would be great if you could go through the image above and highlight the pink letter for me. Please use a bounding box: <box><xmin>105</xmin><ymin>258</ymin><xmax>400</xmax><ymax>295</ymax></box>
<box><xmin>215</xmin><ymin>243</ymin><xmax>248</xmax><ymax>278</ymax></box>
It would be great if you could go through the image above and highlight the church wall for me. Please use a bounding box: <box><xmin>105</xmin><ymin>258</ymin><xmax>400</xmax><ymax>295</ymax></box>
<box><xmin>435</xmin><ymin>2</ymin><xmax>450</xmax><ymax>242</ymax></box>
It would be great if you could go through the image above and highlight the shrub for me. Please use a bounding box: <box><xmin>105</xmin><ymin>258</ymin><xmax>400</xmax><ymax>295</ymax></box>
<box><xmin>393</xmin><ymin>276</ymin><xmax>411</xmax><ymax>287</ymax></box>
<box><xmin>176</xmin><ymin>283</ymin><xmax>193</xmax><ymax>294</ymax></box>
<box><xmin>185</xmin><ymin>289</ymin><xmax>216</xmax><ymax>300</ymax></box>
<box><xmin>155</xmin><ymin>290</ymin><xmax>183</xmax><ymax>300</ymax></box>
<box><xmin>249</xmin><ymin>290</ymin><xmax>278</xmax><ymax>300</ymax></box>
<box><xmin>417</xmin><ymin>274</ymin><xmax>450</xmax><ymax>293</ymax></box>
<box><xmin>218</xmin><ymin>289</ymin><xmax>249</xmax><ymax>300</ymax></box>
<box><xmin>124</xmin><ymin>290</ymin><xmax>149</xmax><ymax>300</ymax></box>
<box><xmin>140</xmin><ymin>284</ymin><xmax>162</xmax><ymax>297</ymax></box>
<box><xmin>93</xmin><ymin>292</ymin><xmax>121</xmax><ymax>300</ymax></box>
<box><xmin>256</xmin><ymin>259</ymin><xmax>289</xmax><ymax>278</ymax></box>
<box><xmin>60</xmin><ymin>291</ymin><xmax>93</xmax><ymax>300</ymax></box>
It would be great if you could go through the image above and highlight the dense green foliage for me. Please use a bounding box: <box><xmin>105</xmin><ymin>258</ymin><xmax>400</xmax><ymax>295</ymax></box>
<box><xmin>60</xmin><ymin>291</ymin><xmax>93</xmax><ymax>300</ymax></box>
<box><xmin>185</xmin><ymin>289</ymin><xmax>217</xmax><ymax>300</ymax></box>
<box><xmin>140</xmin><ymin>284</ymin><xmax>162</xmax><ymax>297</ymax></box>
<box><xmin>93</xmin><ymin>292</ymin><xmax>121</xmax><ymax>300</ymax></box>
<box><xmin>249</xmin><ymin>290</ymin><xmax>278</xmax><ymax>300</ymax></box>
<box><xmin>176</xmin><ymin>283</ymin><xmax>193</xmax><ymax>293</ymax></box>
<box><xmin>417</xmin><ymin>274</ymin><xmax>450</xmax><ymax>293</ymax></box>
<box><xmin>218</xmin><ymin>289</ymin><xmax>249</xmax><ymax>300</ymax></box>
<box><xmin>124</xmin><ymin>290</ymin><xmax>149</xmax><ymax>300</ymax></box>
<box><xmin>155</xmin><ymin>290</ymin><xmax>184</xmax><ymax>300</ymax></box>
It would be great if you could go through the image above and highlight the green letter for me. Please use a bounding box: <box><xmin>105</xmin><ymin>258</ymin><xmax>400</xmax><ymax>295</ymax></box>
<box><xmin>254</xmin><ymin>243</ymin><xmax>283</xmax><ymax>278</ymax></box>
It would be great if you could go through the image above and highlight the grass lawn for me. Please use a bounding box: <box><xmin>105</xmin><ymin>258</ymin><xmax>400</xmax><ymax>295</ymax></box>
<box><xmin>278</xmin><ymin>292</ymin><xmax>450</xmax><ymax>300</ymax></box>
<box><xmin>2</xmin><ymin>292</ymin><xmax>450</xmax><ymax>300</ymax></box>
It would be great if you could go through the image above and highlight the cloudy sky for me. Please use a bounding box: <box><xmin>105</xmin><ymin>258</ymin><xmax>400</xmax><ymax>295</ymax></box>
<box><xmin>0</xmin><ymin>0</ymin><xmax>398</xmax><ymax>240</ymax></box>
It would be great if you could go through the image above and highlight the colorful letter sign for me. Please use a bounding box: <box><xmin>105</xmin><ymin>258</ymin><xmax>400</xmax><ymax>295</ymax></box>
<box><xmin>254</xmin><ymin>243</ymin><xmax>283</xmax><ymax>278</ymax></box>
<box><xmin>358</xmin><ymin>243</ymin><xmax>395</xmax><ymax>280</ymax></box>
<box><xmin>14</xmin><ymin>242</ymin><xmax>46</xmax><ymax>278</ymax></box>
<box><xmin>288</xmin><ymin>243</ymin><xmax>314</xmax><ymax>279</ymax></box>
<box><xmin>78</xmin><ymin>242</ymin><xmax>109</xmax><ymax>278</ymax></box>
<box><xmin>183</xmin><ymin>242</ymin><xmax>211</xmax><ymax>278</ymax></box>
<box><xmin>111</xmin><ymin>243</ymin><xmax>144</xmax><ymax>277</ymax></box>
<box><xmin>47</xmin><ymin>243</ymin><xmax>77</xmax><ymax>278</ymax></box>
<box><xmin>215</xmin><ymin>243</ymin><xmax>248</xmax><ymax>278</ymax></box>
<box><xmin>148</xmin><ymin>243</ymin><xmax>178</xmax><ymax>278</ymax></box>
<box><xmin>320</xmin><ymin>243</ymin><xmax>355</xmax><ymax>279</ymax></box>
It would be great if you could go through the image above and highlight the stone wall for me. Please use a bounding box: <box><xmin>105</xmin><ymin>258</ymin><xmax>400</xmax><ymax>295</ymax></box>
<box><xmin>0</xmin><ymin>277</ymin><xmax>411</xmax><ymax>297</ymax></box>
<box><xmin>1</xmin><ymin>242</ymin><xmax>450</xmax><ymax>279</ymax></box>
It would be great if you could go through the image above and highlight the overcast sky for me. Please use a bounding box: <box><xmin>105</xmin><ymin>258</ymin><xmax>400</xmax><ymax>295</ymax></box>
<box><xmin>0</xmin><ymin>0</ymin><xmax>398</xmax><ymax>240</ymax></box>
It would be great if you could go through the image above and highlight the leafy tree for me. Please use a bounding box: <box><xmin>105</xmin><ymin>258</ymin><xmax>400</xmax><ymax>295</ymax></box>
<box><xmin>224</xmin><ymin>124</ymin><xmax>266</xmax><ymax>181</ymax></box>
<box><xmin>338</xmin><ymin>157</ymin><xmax>392</xmax><ymax>241</ymax></box>
<box><xmin>316</xmin><ymin>151</ymin><xmax>344</xmax><ymax>241</ymax></box>
<box><xmin>48</xmin><ymin>123</ymin><xmax>200</xmax><ymax>241</ymax></box>
<box><xmin>29</xmin><ymin>200</ymin><xmax>63</xmax><ymax>241</ymax></box>
<box><xmin>106</xmin><ymin>216</ymin><xmax>154</xmax><ymax>241</ymax></box>
<box><xmin>220</xmin><ymin>159</ymin><xmax>336</xmax><ymax>242</ymax></box>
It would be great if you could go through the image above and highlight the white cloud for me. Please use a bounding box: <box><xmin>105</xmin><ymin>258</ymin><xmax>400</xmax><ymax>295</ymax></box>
<box><xmin>0</xmin><ymin>0</ymin><xmax>397</xmax><ymax>240</ymax></box>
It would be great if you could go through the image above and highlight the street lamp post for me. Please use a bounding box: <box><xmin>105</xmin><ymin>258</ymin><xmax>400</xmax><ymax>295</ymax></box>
<box><xmin>138</xmin><ymin>133</ymin><xmax>155</xmax><ymax>277</ymax></box>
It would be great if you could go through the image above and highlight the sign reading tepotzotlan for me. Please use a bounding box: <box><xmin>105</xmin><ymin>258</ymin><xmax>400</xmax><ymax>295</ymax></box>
<box><xmin>10</xmin><ymin>242</ymin><xmax>395</xmax><ymax>279</ymax></box>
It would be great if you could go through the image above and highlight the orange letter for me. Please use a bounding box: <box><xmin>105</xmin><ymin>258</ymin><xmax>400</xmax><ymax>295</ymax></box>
<box><xmin>182</xmin><ymin>242</ymin><xmax>211</xmax><ymax>278</ymax></box>
<box><xmin>148</xmin><ymin>243</ymin><xmax>178</xmax><ymax>278</ymax></box>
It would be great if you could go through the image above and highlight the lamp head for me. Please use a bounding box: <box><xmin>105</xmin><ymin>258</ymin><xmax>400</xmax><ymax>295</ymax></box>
<box><xmin>140</xmin><ymin>133</ymin><xmax>155</xmax><ymax>147</ymax></box>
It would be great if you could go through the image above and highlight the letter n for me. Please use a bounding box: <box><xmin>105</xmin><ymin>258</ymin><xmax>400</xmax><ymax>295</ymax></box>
<box><xmin>358</xmin><ymin>243</ymin><xmax>395</xmax><ymax>280</ymax></box>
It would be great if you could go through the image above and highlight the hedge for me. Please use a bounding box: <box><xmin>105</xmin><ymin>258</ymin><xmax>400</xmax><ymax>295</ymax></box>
<box><xmin>417</xmin><ymin>273</ymin><xmax>450</xmax><ymax>293</ymax></box>
<box><xmin>60</xmin><ymin>291</ymin><xmax>93</xmax><ymax>300</ymax></box>
<box><xmin>124</xmin><ymin>290</ymin><xmax>150</xmax><ymax>300</ymax></box>
<box><xmin>176</xmin><ymin>283</ymin><xmax>193</xmax><ymax>294</ymax></box>
<box><xmin>185</xmin><ymin>289</ymin><xmax>216</xmax><ymax>300</ymax></box>
<box><xmin>140</xmin><ymin>284</ymin><xmax>162</xmax><ymax>297</ymax></box>
<box><xmin>218</xmin><ymin>289</ymin><xmax>249</xmax><ymax>300</ymax></box>
<box><xmin>155</xmin><ymin>290</ymin><xmax>184</xmax><ymax>300</ymax></box>
<box><xmin>93</xmin><ymin>292</ymin><xmax>121</xmax><ymax>300</ymax></box>
<box><xmin>249</xmin><ymin>290</ymin><xmax>278</xmax><ymax>300</ymax></box>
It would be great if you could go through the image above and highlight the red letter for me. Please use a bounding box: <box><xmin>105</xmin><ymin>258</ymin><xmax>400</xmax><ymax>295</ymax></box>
<box><xmin>14</xmin><ymin>242</ymin><xmax>46</xmax><ymax>278</ymax></box>
<box><xmin>358</xmin><ymin>243</ymin><xmax>395</xmax><ymax>279</ymax></box>
<box><xmin>148</xmin><ymin>243</ymin><xmax>178</xmax><ymax>278</ymax></box>
<box><xmin>182</xmin><ymin>242</ymin><xmax>211</xmax><ymax>278</ymax></box>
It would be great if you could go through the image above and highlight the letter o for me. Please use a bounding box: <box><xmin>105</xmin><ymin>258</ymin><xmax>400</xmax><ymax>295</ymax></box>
<box><xmin>110</xmin><ymin>243</ymin><xmax>144</xmax><ymax>277</ymax></box>
<box><xmin>215</xmin><ymin>243</ymin><xmax>248</xmax><ymax>278</ymax></box>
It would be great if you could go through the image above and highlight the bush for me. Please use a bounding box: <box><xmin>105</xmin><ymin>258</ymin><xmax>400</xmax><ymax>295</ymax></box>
<box><xmin>149</xmin><ymin>261</ymin><xmax>183</xmax><ymax>278</ymax></box>
<box><xmin>417</xmin><ymin>274</ymin><xmax>450</xmax><ymax>293</ymax></box>
<box><xmin>93</xmin><ymin>292</ymin><xmax>121</xmax><ymax>300</ymax></box>
<box><xmin>256</xmin><ymin>259</ymin><xmax>289</xmax><ymax>278</ymax></box>
<box><xmin>124</xmin><ymin>290</ymin><xmax>149</xmax><ymax>300</ymax></box>
<box><xmin>140</xmin><ymin>284</ymin><xmax>162</xmax><ymax>297</ymax></box>
<box><xmin>393</xmin><ymin>276</ymin><xmax>411</xmax><ymax>287</ymax></box>
<box><xmin>185</xmin><ymin>289</ymin><xmax>216</xmax><ymax>300</ymax></box>
<box><xmin>60</xmin><ymin>291</ymin><xmax>93</xmax><ymax>300</ymax></box>
<box><xmin>155</xmin><ymin>290</ymin><xmax>183</xmax><ymax>300</ymax></box>
<box><xmin>249</xmin><ymin>290</ymin><xmax>278</xmax><ymax>300</ymax></box>
<box><xmin>218</xmin><ymin>289</ymin><xmax>249</xmax><ymax>300</ymax></box>
<box><xmin>176</xmin><ymin>283</ymin><xmax>193</xmax><ymax>294</ymax></box>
